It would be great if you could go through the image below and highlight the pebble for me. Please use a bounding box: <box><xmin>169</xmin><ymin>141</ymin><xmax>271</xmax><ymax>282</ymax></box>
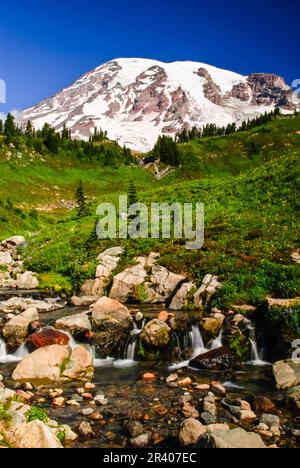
<box><xmin>84</xmin><ymin>382</ymin><xmax>95</xmax><ymax>391</ymax></box>
<box><xmin>82</xmin><ymin>408</ymin><xmax>94</xmax><ymax>416</ymax></box>
<box><xmin>94</xmin><ymin>394</ymin><xmax>108</xmax><ymax>405</ymax></box>
<box><xmin>143</xmin><ymin>373</ymin><xmax>156</xmax><ymax>382</ymax></box>
<box><xmin>67</xmin><ymin>399</ymin><xmax>81</xmax><ymax>407</ymax></box>
<box><xmin>166</xmin><ymin>373</ymin><xmax>178</xmax><ymax>383</ymax></box>
<box><xmin>77</xmin><ymin>421</ymin><xmax>95</xmax><ymax>438</ymax></box>
<box><xmin>52</xmin><ymin>397</ymin><xmax>65</xmax><ymax>407</ymax></box>
<box><xmin>178</xmin><ymin>377</ymin><xmax>192</xmax><ymax>387</ymax></box>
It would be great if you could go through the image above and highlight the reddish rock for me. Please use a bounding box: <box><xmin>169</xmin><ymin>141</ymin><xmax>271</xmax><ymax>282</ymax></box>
<box><xmin>143</xmin><ymin>372</ymin><xmax>156</xmax><ymax>382</ymax></box>
<box><xmin>29</xmin><ymin>328</ymin><xmax>70</xmax><ymax>349</ymax></box>
<box><xmin>158</xmin><ymin>310</ymin><xmax>168</xmax><ymax>322</ymax></box>
<box><xmin>252</xmin><ymin>396</ymin><xmax>276</xmax><ymax>414</ymax></box>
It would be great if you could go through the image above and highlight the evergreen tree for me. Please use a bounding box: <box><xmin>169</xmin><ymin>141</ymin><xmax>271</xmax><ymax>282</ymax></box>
<box><xmin>61</xmin><ymin>124</ymin><xmax>70</xmax><ymax>140</ymax></box>
<box><xmin>25</xmin><ymin>120</ymin><xmax>34</xmax><ymax>137</ymax></box>
<box><xmin>128</xmin><ymin>179</ymin><xmax>138</xmax><ymax>206</ymax></box>
<box><xmin>4</xmin><ymin>113</ymin><xmax>16</xmax><ymax>143</ymax></box>
<box><xmin>0</xmin><ymin>119</ymin><xmax>3</xmax><ymax>135</ymax></box>
<box><xmin>75</xmin><ymin>180</ymin><xmax>88</xmax><ymax>218</ymax></box>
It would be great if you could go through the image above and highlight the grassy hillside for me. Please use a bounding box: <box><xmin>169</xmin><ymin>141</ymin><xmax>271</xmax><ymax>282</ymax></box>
<box><xmin>20</xmin><ymin>115</ymin><xmax>300</xmax><ymax>305</ymax></box>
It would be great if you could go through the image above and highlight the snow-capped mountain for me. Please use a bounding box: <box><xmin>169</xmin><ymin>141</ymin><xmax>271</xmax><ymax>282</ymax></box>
<box><xmin>22</xmin><ymin>58</ymin><xmax>295</xmax><ymax>152</ymax></box>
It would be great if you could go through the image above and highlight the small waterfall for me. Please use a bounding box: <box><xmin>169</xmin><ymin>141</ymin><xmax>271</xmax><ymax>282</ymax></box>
<box><xmin>125</xmin><ymin>319</ymin><xmax>145</xmax><ymax>361</ymax></box>
<box><xmin>63</xmin><ymin>330</ymin><xmax>78</xmax><ymax>349</ymax></box>
<box><xmin>210</xmin><ymin>329</ymin><xmax>223</xmax><ymax>350</ymax></box>
<box><xmin>247</xmin><ymin>323</ymin><xmax>269</xmax><ymax>366</ymax></box>
<box><xmin>189</xmin><ymin>323</ymin><xmax>207</xmax><ymax>357</ymax></box>
<box><xmin>0</xmin><ymin>337</ymin><xmax>27</xmax><ymax>364</ymax></box>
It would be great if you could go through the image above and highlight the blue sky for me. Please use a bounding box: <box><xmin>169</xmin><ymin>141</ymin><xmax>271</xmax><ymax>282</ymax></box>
<box><xmin>0</xmin><ymin>0</ymin><xmax>298</xmax><ymax>113</ymax></box>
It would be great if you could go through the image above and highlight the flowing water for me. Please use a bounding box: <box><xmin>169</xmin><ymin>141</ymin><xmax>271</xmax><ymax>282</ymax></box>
<box><xmin>247</xmin><ymin>323</ymin><xmax>270</xmax><ymax>366</ymax></box>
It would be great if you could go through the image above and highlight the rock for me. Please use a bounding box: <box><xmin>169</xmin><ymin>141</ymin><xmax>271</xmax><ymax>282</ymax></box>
<box><xmin>3</xmin><ymin>307</ymin><xmax>39</xmax><ymax>347</ymax></box>
<box><xmin>0</xmin><ymin>252</ymin><xmax>13</xmax><ymax>266</ymax></box>
<box><xmin>203</xmin><ymin>392</ymin><xmax>216</xmax><ymax>416</ymax></box>
<box><xmin>77</xmin><ymin>421</ymin><xmax>94</xmax><ymax>438</ymax></box>
<box><xmin>252</xmin><ymin>396</ymin><xmax>276</xmax><ymax>414</ymax></box>
<box><xmin>140</xmin><ymin>319</ymin><xmax>171</xmax><ymax>347</ymax></box>
<box><xmin>12</xmin><ymin>420</ymin><xmax>63</xmax><ymax>448</ymax></box>
<box><xmin>16</xmin><ymin>271</ymin><xmax>39</xmax><ymax>289</ymax></box>
<box><xmin>169</xmin><ymin>282</ymin><xmax>195</xmax><ymax>311</ymax></box>
<box><xmin>109</xmin><ymin>264</ymin><xmax>147</xmax><ymax>302</ymax></box>
<box><xmin>52</xmin><ymin>397</ymin><xmax>65</xmax><ymax>407</ymax></box>
<box><xmin>96</xmin><ymin>247</ymin><xmax>124</xmax><ymax>278</ymax></box>
<box><xmin>1</xmin><ymin>236</ymin><xmax>26</xmax><ymax>248</ymax></box>
<box><xmin>55</xmin><ymin>312</ymin><xmax>92</xmax><ymax>334</ymax></box>
<box><xmin>194</xmin><ymin>274</ymin><xmax>222</xmax><ymax>308</ymax></box>
<box><xmin>158</xmin><ymin>310</ymin><xmax>169</xmax><ymax>322</ymax></box>
<box><xmin>91</xmin><ymin>296</ymin><xmax>132</xmax><ymax>329</ymax></box>
<box><xmin>221</xmin><ymin>399</ymin><xmax>256</xmax><ymax>422</ymax></box>
<box><xmin>200</xmin><ymin>412</ymin><xmax>217</xmax><ymax>425</ymax></box>
<box><xmin>291</xmin><ymin>250</ymin><xmax>300</xmax><ymax>264</ymax></box>
<box><xmin>60</xmin><ymin>424</ymin><xmax>78</xmax><ymax>443</ymax></box>
<box><xmin>150</xmin><ymin>265</ymin><xmax>186</xmax><ymax>300</ymax></box>
<box><xmin>124</xmin><ymin>421</ymin><xmax>144</xmax><ymax>438</ymax></box>
<box><xmin>181</xmin><ymin>403</ymin><xmax>199</xmax><ymax>419</ymax></box>
<box><xmin>143</xmin><ymin>373</ymin><xmax>156</xmax><ymax>382</ymax></box>
<box><xmin>179</xmin><ymin>418</ymin><xmax>206</xmax><ymax>446</ymax></box>
<box><xmin>130</xmin><ymin>433</ymin><xmax>151</xmax><ymax>448</ymax></box>
<box><xmin>194</xmin><ymin>384</ymin><xmax>210</xmax><ymax>394</ymax></box>
<box><xmin>200</xmin><ymin>316</ymin><xmax>224</xmax><ymax>337</ymax></box>
<box><xmin>285</xmin><ymin>386</ymin><xmax>300</xmax><ymax>412</ymax></box>
<box><xmin>70</xmin><ymin>296</ymin><xmax>94</xmax><ymax>307</ymax></box>
<box><xmin>0</xmin><ymin>297</ymin><xmax>64</xmax><ymax>314</ymax></box>
<box><xmin>210</xmin><ymin>381</ymin><xmax>226</xmax><ymax>396</ymax></box>
<box><xmin>189</xmin><ymin>346</ymin><xmax>236</xmax><ymax>371</ymax></box>
<box><xmin>199</xmin><ymin>427</ymin><xmax>267</xmax><ymax>449</ymax></box>
<box><xmin>166</xmin><ymin>373</ymin><xmax>178</xmax><ymax>383</ymax></box>
<box><xmin>273</xmin><ymin>361</ymin><xmax>297</xmax><ymax>389</ymax></box>
<box><xmin>134</xmin><ymin>252</ymin><xmax>160</xmax><ymax>268</ymax></box>
<box><xmin>94</xmin><ymin>394</ymin><xmax>108</xmax><ymax>405</ymax></box>
<box><xmin>267</xmin><ymin>297</ymin><xmax>300</xmax><ymax>309</ymax></box>
<box><xmin>62</xmin><ymin>346</ymin><xmax>93</xmax><ymax>380</ymax></box>
<box><xmin>80</xmin><ymin>278</ymin><xmax>104</xmax><ymax>298</ymax></box>
<box><xmin>260</xmin><ymin>414</ymin><xmax>281</xmax><ymax>436</ymax></box>
<box><xmin>12</xmin><ymin>345</ymin><xmax>93</xmax><ymax>382</ymax></box>
<box><xmin>29</xmin><ymin>328</ymin><xmax>70</xmax><ymax>348</ymax></box>
<box><xmin>178</xmin><ymin>377</ymin><xmax>192</xmax><ymax>387</ymax></box>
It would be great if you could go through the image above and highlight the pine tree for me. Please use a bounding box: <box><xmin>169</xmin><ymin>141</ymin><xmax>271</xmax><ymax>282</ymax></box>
<box><xmin>75</xmin><ymin>180</ymin><xmax>88</xmax><ymax>218</ymax></box>
<box><xmin>61</xmin><ymin>124</ymin><xmax>70</xmax><ymax>139</ymax></box>
<box><xmin>25</xmin><ymin>120</ymin><xmax>34</xmax><ymax>137</ymax></box>
<box><xmin>4</xmin><ymin>113</ymin><xmax>16</xmax><ymax>143</ymax></box>
<box><xmin>0</xmin><ymin>119</ymin><xmax>3</xmax><ymax>135</ymax></box>
<box><xmin>128</xmin><ymin>179</ymin><xmax>138</xmax><ymax>206</ymax></box>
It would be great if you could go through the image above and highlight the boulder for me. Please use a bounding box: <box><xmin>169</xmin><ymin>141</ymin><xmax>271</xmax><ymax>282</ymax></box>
<box><xmin>194</xmin><ymin>274</ymin><xmax>222</xmax><ymax>308</ymax></box>
<box><xmin>134</xmin><ymin>252</ymin><xmax>160</xmax><ymax>268</ymax></box>
<box><xmin>199</xmin><ymin>427</ymin><xmax>267</xmax><ymax>449</ymax></box>
<box><xmin>80</xmin><ymin>278</ymin><xmax>104</xmax><ymax>298</ymax></box>
<box><xmin>12</xmin><ymin>420</ymin><xmax>63</xmax><ymax>448</ymax></box>
<box><xmin>267</xmin><ymin>297</ymin><xmax>300</xmax><ymax>309</ymax></box>
<box><xmin>292</xmin><ymin>250</ymin><xmax>300</xmax><ymax>264</ymax></box>
<box><xmin>16</xmin><ymin>271</ymin><xmax>39</xmax><ymax>289</ymax></box>
<box><xmin>189</xmin><ymin>346</ymin><xmax>236</xmax><ymax>371</ymax></box>
<box><xmin>2</xmin><ymin>307</ymin><xmax>39</xmax><ymax>347</ymax></box>
<box><xmin>169</xmin><ymin>282</ymin><xmax>195</xmax><ymax>310</ymax></box>
<box><xmin>0</xmin><ymin>251</ymin><xmax>13</xmax><ymax>266</ymax></box>
<box><xmin>150</xmin><ymin>265</ymin><xmax>185</xmax><ymax>299</ymax></box>
<box><xmin>273</xmin><ymin>361</ymin><xmax>298</xmax><ymax>389</ymax></box>
<box><xmin>179</xmin><ymin>418</ymin><xmax>206</xmax><ymax>446</ymax></box>
<box><xmin>285</xmin><ymin>386</ymin><xmax>300</xmax><ymax>412</ymax></box>
<box><xmin>62</xmin><ymin>346</ymin><xmax>93</xmax><ymax>380</ymax></box>
<box><xmin>1</xmin><ymin>236</ymin><xmax>26</xmax><ymax>248</ymax></box>
<box><xmin>55</xmin><ymin>312</ymin><xmax>92</xmax><ymax>334</ymax></box>
<box><xmin>96</xmin><ymin>246</ymin><xmax>124</xmax><ymax>278</ymax></box>
<box><xmin>0</xmin><ymin>297</ymin><xmax>64</xmax><ymax>314</ymax></box>
<box><xmin>140</xmin><ymin>319</ymin><xmax>171</xmax><ymax>347</ymax></box>
<box><xmin>29</xmin><ymin>328</ymin><xmax>70</xmax><ymax>348</ymax></box>
<box><xmin>252</xmin><ymin>396</ymin><xmax>276</xmax><ymax>414</ymax></box>
<box><xmin>12</xmin><ymin>344</ymin><xmax>93</xmax><ymax>382</ymax></box>
<box><xmin>13</xmin><ymin>420</ymin><xmax>63</xmax><ymax>448</ymax></box>
<box><xmin>71</xmin><ymin>295</ymin><xmax>94</xmax><ymax>307</ymax></box>
<box><xmin>200</xmin><ymin>316</ymin><xmax>224</xmax><ymax>337</ymax></box>
<box><xmin>109</xmin><ymin>264</ymin><xmax>147</xmax><ymax>302</ymax></box>
<box><xmin>91</xmin><ymin>296</ymin><xmax>132</xmax><ymax>329</ymax></box>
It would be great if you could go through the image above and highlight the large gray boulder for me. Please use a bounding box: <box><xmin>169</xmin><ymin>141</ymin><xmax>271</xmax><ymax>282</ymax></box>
<box><xmin>2</xmin><ymin>307</ymin><xmax>39</xmax><ymax>347</ymax></box>
<box><xmin>150</xmin><ymin>265</ymin><xmax>185</xmax><ymax>300</ymax></box>
<box><xmin>194</xmin><ymin>274</ymin><xmax>222</xmax><ymax>308</ymax></box>
<box><xmin>12</xmin><ymin>420</ymin><xmax>63</xmax><ymax>448</ymax></box>
<box><xmin>109</xmin><ymin>264</ymin><xmax>147</xmax><ymax>302</ymax></box>
<box><xmin>55</xmin><ymin>312</ymin><xmax>92</xmax><ymax>334</ymax></box>
<box><xmin>91</xmin><ymin>296</ymin><xmax>132</xmax><ymax>329</ymax></box>
<box><xmin>16</xmin><ymin>271</ymin><xmax>39</xmax><ymax>290</ymax></box>
<box><xmin>199</xmin><ymin>427</ymin><xmax>267</xmax><ymax>448</ymax></box>
<box><xmin>169</xmin><ymin>281</ymin><xmax>195</xmax><ymax>310</ymax></box>
<box><xmin>0</xmin><ymin>251</ymin><xmax>13</xmax><ymax>266</ymax></box>
<box><xmin>273</xmin><ymin>360</ymin><xmax>300</xmax><ymax>389</ymax></box>
<box><xmin>140</xmin><ymin>319</ymin><xmax>171</xmax><ymax>348</ymax></box>
<box><xmin>12</xmin><ymin>344</ymin><xmax>93</xmax><ymax>382</ymax></box>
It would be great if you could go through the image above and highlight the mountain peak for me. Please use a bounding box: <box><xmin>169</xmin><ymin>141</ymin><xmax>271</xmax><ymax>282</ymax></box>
<box><xmin>22</xmin><ymin>58</ymin><xmax>294</xmax><ymax>152</ymax></box>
